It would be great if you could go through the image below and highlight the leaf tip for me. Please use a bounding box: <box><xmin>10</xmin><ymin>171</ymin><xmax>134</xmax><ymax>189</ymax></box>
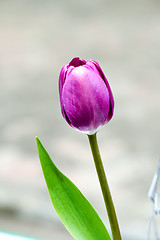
<box><xmin>35</xmin><ymin>137</ymin><xmax>43</xmax><ymax>155</ymax></box>
<box><xmin>36</xmin><ymin>136</ymin><xmax>41</xmax><ymax>145</ymax></box>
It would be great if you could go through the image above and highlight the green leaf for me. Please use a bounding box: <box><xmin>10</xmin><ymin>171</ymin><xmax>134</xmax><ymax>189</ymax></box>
<box><xmin>36</xmin><ymin>137</ymin><xmax>111</xmax><ymax>240</ymax></box>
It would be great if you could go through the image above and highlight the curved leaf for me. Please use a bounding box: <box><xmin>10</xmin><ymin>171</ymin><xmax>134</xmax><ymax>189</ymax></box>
<box><xmin>36</xmin><ymin>137</ymin><xmax>111</xmax><ymax>240</ymax></box>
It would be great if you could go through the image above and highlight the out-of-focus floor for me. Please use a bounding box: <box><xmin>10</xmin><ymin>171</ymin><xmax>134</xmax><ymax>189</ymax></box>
<box><xmin>0</xmin><ymin>0</ymin><xmax>160</xmax><ymax>239</ymax></box>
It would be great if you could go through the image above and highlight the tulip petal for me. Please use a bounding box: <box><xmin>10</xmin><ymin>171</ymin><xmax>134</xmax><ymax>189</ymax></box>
<box><xmin>59</xmin><ymin>65</ymin><xmax>70</xmax><ymax>121</ymax></box>
<box><xmin>62</xmin><ymin>66</ymin><xmax>110</xmax><ymax>134</ymax></box>
<box><xmin>69</xmin><ymin>57</ymin><xmax>86</xmax><ymax>67</ymax></box>
<box><xmin>90</xmin><ymin>60</ymin><xmax>114</xmax><ymax>122</ymax></box>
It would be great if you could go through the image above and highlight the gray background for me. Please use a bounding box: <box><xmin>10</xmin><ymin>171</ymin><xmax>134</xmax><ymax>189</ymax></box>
<box><xmin>0</xmin><ymin>0</ymin><xmax>160</xmax><ymax>239</ymax></box>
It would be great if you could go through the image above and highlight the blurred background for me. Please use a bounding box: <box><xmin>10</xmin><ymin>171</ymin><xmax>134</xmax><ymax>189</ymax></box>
<box><xmin>0</xmin><ymin>0</ymin><xmax>160</xmax><ymax>239</ymax></box>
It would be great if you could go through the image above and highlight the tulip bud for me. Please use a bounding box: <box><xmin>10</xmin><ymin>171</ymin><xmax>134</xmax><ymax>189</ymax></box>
<box><xmin>59</xmin><ymin>57</ymin><xmax>114</xmax><ymax>135</ymax></box>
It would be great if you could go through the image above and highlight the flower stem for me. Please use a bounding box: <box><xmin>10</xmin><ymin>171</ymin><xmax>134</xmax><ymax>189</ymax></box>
<box><xmin>88</xmin><ymin>133</ymin><xmax>122</xmax><ymax>240</ymax></box>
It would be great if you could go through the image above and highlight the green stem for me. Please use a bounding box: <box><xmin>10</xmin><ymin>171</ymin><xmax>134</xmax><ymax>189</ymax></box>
<box><xmin>88</xmin><ymin>133</ymin><xmax>122</xmax><ymax>240</ymax></box>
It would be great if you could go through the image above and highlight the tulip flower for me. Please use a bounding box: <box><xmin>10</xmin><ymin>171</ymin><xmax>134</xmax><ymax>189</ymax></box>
<box><xmin>37</xmin><ymin>57</ymin><xmax>122</xmax><ymax>240</ymax></box>
<box><xmin>59</xmin><ymin>57</ymin><xmax>114</xmax><ymax>135</ymax></box>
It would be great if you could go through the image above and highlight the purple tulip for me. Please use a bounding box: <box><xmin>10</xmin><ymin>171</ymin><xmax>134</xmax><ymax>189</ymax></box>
<box><xmin>59</xmin><ymin>57</ymin><xmax>114</xmax><ymax>135</ymax></box>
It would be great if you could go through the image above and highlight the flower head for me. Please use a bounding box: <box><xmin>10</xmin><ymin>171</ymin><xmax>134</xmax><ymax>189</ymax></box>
<box><xmin>59</xmin><ymin>57</ymin><xmax>114</xmax><ymax>135</ymax></box>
